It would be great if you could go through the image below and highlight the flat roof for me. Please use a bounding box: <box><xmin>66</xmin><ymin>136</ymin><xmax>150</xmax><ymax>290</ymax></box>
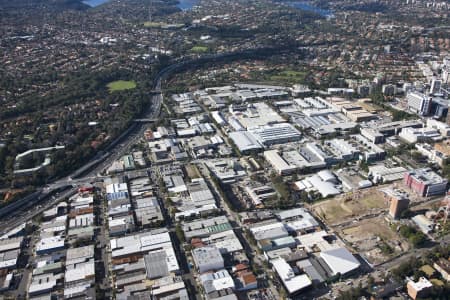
<box><xmin>64</xmin><ymin>259</ymin><xmax>95</xmax><ymax>283</ymax></box>
<box><xmin>228</xmin><ymin>131</ymin><xmax>263</xmax><ymax>152</ymax></box>
<box><xmin>144</xmin><ymin>251</ymin><xmax>169</xmax><ymax>279</ymax></box>
<box><xmin>264</xmin><ymin>150</ymin><xmax>297</xmax><ymax>172</ymax></box>
<box><xmin>0</xmin><ymin>236</ymin><xmax>23</xmax><ymax>252</ymax></box>
<box><xmin>110</xmin><ymin>230</ymin><xmax>173</xmax><ymax>258</ymax></box>
<box><xmin>192</xmin><ymin>246</ymin><xmax>223</xmax><ymax>266</ymax></box>
<box><xmin>66</xmin><ymin>245</ymin><xmax>94</xmax><ymax>266</ymax></box>
<box><xmin>271</xmin><ymin>258</ymin><xmax>312</xmax><ymax>294</ymax></box>
<box><xmin>250</xmin><ymin>222</ymin><xmax>288</xmax><ymax>241</ymax></box>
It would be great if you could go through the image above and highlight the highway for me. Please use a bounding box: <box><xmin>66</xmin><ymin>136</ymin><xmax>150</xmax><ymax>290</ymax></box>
<box><xmin>0</xmin><ymin>46</ymin><xmax>288</xmax><ymax>234</ymax></box>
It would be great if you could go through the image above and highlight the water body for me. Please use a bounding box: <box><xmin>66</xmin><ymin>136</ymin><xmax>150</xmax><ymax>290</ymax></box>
<box><xmin>285</xmin><ymin>1</ymin><xmax>333</xmax><ymax>17</ymax></box>
<box><xmin>176</xmin><ymin>0</ymin><xmax>199</xmax><ymax>10</ymax></box>
<box><xmin>83</xmin><ymin>0</ymin><xmax>109</xmax><ymax>7</ymax></box>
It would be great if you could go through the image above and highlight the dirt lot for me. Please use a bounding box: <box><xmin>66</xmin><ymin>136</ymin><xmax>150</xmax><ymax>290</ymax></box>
<box><xmin>185</xmin><ymin>164</ymin><xmax>201</xmax><ymax>179</ymax></box>
<box><xmin>312</xmin><ymin>188</ymin><xmax>388</xmax><ymax>225</ymax></box>
<box><xmin>338</xmin><ymin>216</ymin><xmax>410</xmax><ymax>265</ymax></box>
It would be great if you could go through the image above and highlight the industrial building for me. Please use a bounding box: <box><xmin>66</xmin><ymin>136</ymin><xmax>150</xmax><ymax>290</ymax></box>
<box><xmin>403</xmin><ymin>168</ymin><xmax>448</xmax><ymax>197</ymax></box>
<box><xmin>264</xmin><ymin>150</ymin><xmax>298</xmax><ymax>175</ymax></box>
<box><xmin>276</xmin><ymin>208</ymin><xmax>320</xmax><ymax>234</ymax></box>
<box><xmin>206</xmin><ymin>159</ymin><xmax>247</xmax><ymax>183</ymax></box>
<box><xmin>294</xmin><ymin>170</ymin><xmax>341</xmax><ymax>198</ymax></box>
<box><xmin>234</xmin><ymin>102</ymin><xmax>284</xmax><ymax>129</ymax></box>
<box><xmin>199</xmin><ymin>269</ymin><xmax>236</xmax><ymax>300</ymax></box>
<box><xmin>192</xmin><ymin>246</ymin><xmax>224</xmax><ymax>273</ymax></box>
<box><xmin>271</xmin><ymin>257</ymin><xmax>312</xmax><ymax>296</ymax></box>
<box><xmin>249</xmin><ymin>222</ymin><xmax>289</xmax><ymax>242</ymax></box>
<box><xmin>319</xmin><ymin>247</ymin><xmax>360</xmax><ymax>276</ymax></box>
<box><xmin>110</xmin><ymin>230</ymin><xmax>180</xmax><ymax>277</ymax></box>
<box><xmin>182</xmin><ymin>216</ymin><xmax>232</xmax><ymax>241</ymax></box>
<box><xmin>244</xmin><ymin>184</ymin><xmax>277</xmax><ymax>208</ymax></box>
<box><xmin>360</xmin><ymin>128</ymin><xmax>385</xmax><ymax>144</ymax></box>
<box><xmin>368</xmin><ymin>165</ymin><xmax>407</xmax><ymax>184</ymax></box>
<box><xmin>249</xmin><ymin>123</ymin><xmax>302</xmax><ymax>146</ymax></box>
<box><xmin>228</xmin><ymin>131</ymin><xmax>263</xmax><ymax>153</ymax></box>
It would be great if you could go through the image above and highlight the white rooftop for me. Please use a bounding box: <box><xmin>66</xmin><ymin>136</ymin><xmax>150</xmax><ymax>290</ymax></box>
<box><xmin>271</xmin><ymin>258</ymin><xmax>312</xmax><ymax>294</ymax></box>
<box><xmin>64</xmin><ymin>259</ymin><xmax>95</xmax><ymax>283</ymax></box>
<box><xmin>408</xmin><ymin>277</ymin><xmax>433</xmax><ymax>291</ymax></box>
<box><xmin>320</xmin><ymin>247</ymin><xmax>360</xmax><ymax>275</ymax></box>
<box><xmin>110</xmin><ymin>231</ymin><xmax>172</xmax><ymax>258</ymax></box>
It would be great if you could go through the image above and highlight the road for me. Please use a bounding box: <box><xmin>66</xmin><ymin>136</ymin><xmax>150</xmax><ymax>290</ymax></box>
<box><xmin>0</xmin><ymin>45</ymin><xmax>304</xmax><ymax>233</ymax></box>
<box><xmin>0</xmin><ymin>81</ymin><xmax>162</xmax><ymax>234</ymax></box>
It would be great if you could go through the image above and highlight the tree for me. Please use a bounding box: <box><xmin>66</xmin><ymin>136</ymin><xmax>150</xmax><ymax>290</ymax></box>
<box><xmin>175</xmin><ymin>224</ymin><xmax>185</xmax><ymax>243</ymax></box>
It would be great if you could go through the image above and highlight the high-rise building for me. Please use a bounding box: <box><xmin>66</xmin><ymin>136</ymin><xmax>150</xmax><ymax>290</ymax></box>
<box><xmin>447</xmin><ymin>103</ymin><xmax>450</xmax><ymax>125</ymax></box>
<box><xmin>389</xmin><ymin>193</ymin><xmax>410</xmax><ymax>219</ymax></box>
<box><xmin>442</xmin><ymin>68</ymin><xmax>449</xmax><ymax>85</ymax></box>
<box><xmin>430</xmin><ymin>78</ymin><xmax>442</xmax><ymax>95</ymax></box>
<box><xmin>407</xmin><ymin>91</ymin><xmax>432</xmax><ymax>116</ymax></box>
<box><xmin>382</xmin><ymin>84</ymin><xmax>396</xmax><ymax>96</ymax></box>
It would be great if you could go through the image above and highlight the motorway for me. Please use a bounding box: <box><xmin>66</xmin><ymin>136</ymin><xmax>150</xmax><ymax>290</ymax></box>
<box><xmin>0</xmin><ymin>46</ymin><xmax>283</xmax><ymax>234</ymax></box>
<box><xmin>0</xmin><ymin>73</ymin><xmax>162</xmax><ymax>235</ymax></box>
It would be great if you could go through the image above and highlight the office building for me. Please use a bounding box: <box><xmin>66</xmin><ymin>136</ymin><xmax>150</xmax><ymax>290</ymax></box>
<box><xmin>403</xmin><ymin>168</ymin><xmax>448</xmax><ymax>197</ymax></box>
<box><xmin>385</xmin><ymin>190</ymin><xmax>410</xmax><ymax>219</ymax></box>
<box><xmin>430</xmin><ymin>78</ymin><xmax>442</xmax><ymax>95</ymax></box>
<box><xmin>407</xmin><ymin>91</ymin><xmax>432</xmax><ymax>116</ymax></box>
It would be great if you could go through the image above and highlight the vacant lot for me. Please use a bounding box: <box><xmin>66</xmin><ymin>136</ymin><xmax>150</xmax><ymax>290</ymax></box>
<box><xmin>312</xmin><ymin>188</ymin><xmax>388</xmax><ymax>225</ymax></box>
<box><xmin>339</xmin><ymin>216</ymin><xmax>410</xmax><ymax>265</ymax></box>
<box><xmin>107</xmin><ymin>80</ymin><xmax>137</xmax><ymax>92</ymax></box>
<box><xmin>185</xmin><ymin>164</ymin><xmax>201</xmax><ymax>179</ymax></box>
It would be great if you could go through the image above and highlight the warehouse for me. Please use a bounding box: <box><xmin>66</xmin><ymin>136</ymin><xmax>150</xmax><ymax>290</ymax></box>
<box><xmin>250</xmin><ymin>222</ymin><xmax>289</xmax><ymax>241</ymax></box>
<box><xmin>271</xmin><ymin>257</ymin><xmax>312</xmax><ymax>296</ymax></box>
<box><xmin>228</xmin><ymin>131</ymin><xmax>263</xmax><ymax>153</ymax></box>
<box><xmin>249</xmin><ymin>123</ymin><xmax>302</xmax><ymax>146</ymax></box>
<box><xmin>110</xmin><ymin>231</ymin><xmax>179</xmax><ymax>277</ymax></box>
<box><xmin>368</xmin><ymin>165</ymin><xmax>408</xmax><ymax>184</ymax></box>
<box><xmin>283</xmin><ymin>149</ymin><xmax>327</xmax><ymax>170</ymax></box>
<box><xmin>264</xmin><ymin>150</ymin><xmax>298</xmax><ymax>175</ymax></box>
<box><xmin>192</xmin><ymin>246</ymin><xmax>224</xmax><ymax>273</ymax></box>
<box><xmin>182</xmin><ymin>216</ymin><xmax>232</xmax><ymax>241</ymax></box>
<box><xmin>204</xmin><ymin>230</ymin><xmax>243</xmax><ymax>254</ymax></box>
<box><xmin>294</xmin><ymin>172</ymin><xmax>341</xmax><ymax>198</ymax></box>
<box><xmin>319</xmin><ymin>247</ymin><xmax>360</xmax><ymax>276</ymax></box>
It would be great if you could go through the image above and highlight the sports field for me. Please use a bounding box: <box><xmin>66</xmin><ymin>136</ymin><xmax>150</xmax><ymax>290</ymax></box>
<box><xmin>107</xmin><ymin>80</ymin><xmax>137</xmax><ymax>92</ymax></box>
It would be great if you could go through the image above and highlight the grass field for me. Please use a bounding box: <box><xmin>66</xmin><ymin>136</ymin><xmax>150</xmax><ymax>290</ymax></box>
<box><xmin>143</xmin><ymin>21</ymin><xmax>167</xmax><ymax>28</ymax></box>
<box><xmin>107</xmin><ymin>80</ymin><xmax>137</xmax><ymax>92</ymax></box>
<box><xmin>269</xmin><ymin>70</ymin><xmax>307</xmax><ymax>83</ymax></box>
<box><xmin>190</xmin><ymin>46</ymin><xmax>208</xmax><ymax>53</ymax></box>
<box><xmin>143</xmin><ymin>22</ymin><xmax>184</xmax><ymax>28</ymax></box>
